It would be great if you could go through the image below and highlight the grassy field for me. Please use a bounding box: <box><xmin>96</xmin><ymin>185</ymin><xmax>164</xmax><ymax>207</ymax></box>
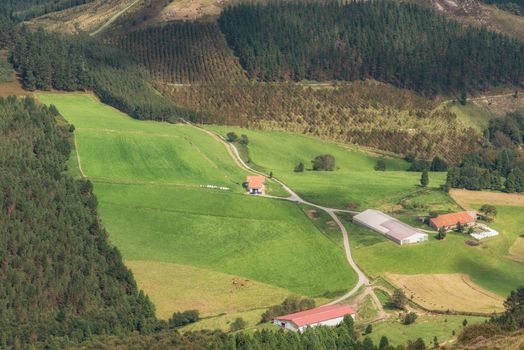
<box><xmin>368</xmin><ymin>315</ymin><xmax>487</xmax><ymax>347</ymax></box>
<box><xmin>125</xmin><ymin>261</ymin><xmax>292</xmax><ymax>319</ymax></box>
<box><xmin>36</xmin><ymin>93</ymin><xmax>356</xmax><ymax>322</ymax></box>
<box><xmin>207</xmin><ymin>126</ymin><xmax>447</xmax><ymax>210</ymax></box>
<box><xmin>386</xmin><ymin>273</ymin><xmax>504</xmax><ymax>313</ymax></box>
<box><xmin>509</xmin><ymin>238</ymin><xmax>524</xmax><ymax>263</ymax></box>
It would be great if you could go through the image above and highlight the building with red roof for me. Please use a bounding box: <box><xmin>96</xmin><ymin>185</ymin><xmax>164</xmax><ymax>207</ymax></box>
<box><xmin>246</xmin><ymin>175</ymin><xmax>265</xmax><ymax>195</ymax></box>
<box><xmin>430</xmin><ymin>211</ymin><xmax>476</xmax><ymax>231</ymax></box>
<box><xmin>272</xmin><ymin>305</ymin><xmax>355</xmax><ymax>332</ymax></box>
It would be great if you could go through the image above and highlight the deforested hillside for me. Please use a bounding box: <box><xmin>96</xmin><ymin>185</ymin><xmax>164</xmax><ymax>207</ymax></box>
<box><xmin>0</xmin><ymin>96</ymin><xmax>156</xmax><ymax>348</ymax></box>
<box><xmin>219</xmin><ymin>1</ymin><xmax>524</xmax><ymax>95</ymax></box>
<box><xmin>112</xmin><ymin>22</ymin><xmax>246</xmax><ymax>84</ymax></box>
<box><xmin>163</xmin><ymin>81</ymin><xmax>481</xmax><ymax>163</ymax></box>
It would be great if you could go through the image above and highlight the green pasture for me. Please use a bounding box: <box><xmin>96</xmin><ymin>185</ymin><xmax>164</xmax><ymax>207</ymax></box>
<box><xmin>369</xmin><ymin>315</ymin><xmax>487</xmax><ymax>347</ymax></box>
<box><xmin>345</xmin><ymin>205</ymin><xmax>524</xmax><ymax>296</ymax></box>
<box><xmin>207</xmin><ymin>126</ymin><xmax>447</xmax><ymax>209</ymax></box>
<box><xmin>36</xmin><ymin>93</ymin><xmax>356</xmax><ymax>302</ymax></box>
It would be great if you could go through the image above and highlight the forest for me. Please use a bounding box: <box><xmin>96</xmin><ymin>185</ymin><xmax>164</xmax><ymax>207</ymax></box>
<box><xmin>112</xmin><ymin>22</ymin><xmax>246</xmax><ymax>84</ymax></box>
<box><xmin>0</xmin><ymin>96</ymin><xmax>156</xmax><ymax>348</ymax></box>
<box><xmin>445</xmin><ymin>111</ymin><xmax>524</xmax><ymax>191</ymax></box>
<box><xmin>0</xmin><ymin>0</ymin><xmax>94</xmax><ymax>20</ymax></box>
<box><xmin>219</xmin><ymin>1</ymin><xmax>524</xmax><ymax>95</ymax></box>
<box><xmin>5</xmin><ymin>26</ymin><xmax>201</xmax><ymax>122</ymax></box>
<box><xmin>481</xmin><ymin>0</ymin><xmax>524</xmax><ymax>15</ymax></box>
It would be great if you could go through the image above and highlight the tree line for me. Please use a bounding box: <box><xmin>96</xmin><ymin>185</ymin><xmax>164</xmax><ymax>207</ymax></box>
<box><xmin>0</xmin><ymin>96</ymin><xmax>157</xmax><ymax>348</ymax></box>
<box><xmin>445</xmin><ymin>111</ymin><xmax>524</xmax><ymax>192</ymax></box>
<box><xmin>0</xmin><ymin>0</ymin><xmax>94</xmax><ymax>21</ymax></box>
<box><xmin>219</xmin><ymin>1</ymin><xmax>524</xmax><ymax>95</ymax></box>
<box><xmin>3</xmin><ymin>22</ymin><xmax>203</xmax><ymax>123</ymax></box>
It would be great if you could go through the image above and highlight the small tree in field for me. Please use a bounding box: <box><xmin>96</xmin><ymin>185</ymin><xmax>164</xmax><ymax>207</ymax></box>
<box><xmin>420</xmin><ymin>170</ymin><xmax>429</xmax><ymax>187</ymax></box>
<box><xmin>294</xmin><ymin>162</ymin><xmax>304</xmax><ymax>172</ymax></box>
<box><xmin>392</xmin><ymin>288</ymin><xmax>408</xmax><ymax>309</ymax></box>
<box><xmin>438</xmin><ymin>227</ymin><xmax>447</xmax><ymax>240</ymax></box>
<box><xmin>226</xmin><ymin>132</ymin><xmax>238</xmax><ymax>142</ymax></box>
<box><xmin>374</xmin><ymin>159</ymin><xmax>386</xmax><ymax>171</ymax></box>
<box><xmin>239</xmin><ymin>134</ymin><xmax>249</xmax><ymax>145</ymax></box>
<box><xmin>402</xmin><ymin>312</ymin><xmax>418</xmax><ymax>325</ymax></box>
<box><xmin>365</xmin><ymin>324</ymin><xmax>373</xmax><ymax>334</ymax></box>
<box><xmin>455</xmin><ymin>221</ymin><xmax>464</xmax><ymax>233</ymax></box>
<box><xmin>480</xmin><ymin>204</ymin><xmax>497</xmax><ymax>220</ymax></box>
<box><xmin>230</xmin><ymin>317</ymin><xmax>247</xmax><ymax>331</ymax></box>
<box><xmin>312</xmin><ymin>154</ymin><xmax>336</xmax><ymax>171</ymax></box>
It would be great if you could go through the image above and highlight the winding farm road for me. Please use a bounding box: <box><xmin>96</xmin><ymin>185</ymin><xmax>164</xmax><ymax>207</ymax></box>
<box><xmin>184</xmin><ymin>120</ymin><xmax>372</xmax><ymax>305</ymax></box>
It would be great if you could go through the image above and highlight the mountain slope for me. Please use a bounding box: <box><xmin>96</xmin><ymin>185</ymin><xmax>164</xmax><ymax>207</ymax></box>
<box><xmin>0</xmin><ymin>96</ymin><xmax>155</xmax><ymax>348</ymax></box>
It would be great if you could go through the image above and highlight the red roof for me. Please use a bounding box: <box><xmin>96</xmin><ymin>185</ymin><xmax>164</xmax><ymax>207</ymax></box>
<box><xmin>430</xmin><ymin>211</ymin><xmax>475</xmax><ymax>229</ymax></box>
<box><xmin>246</xmin><ymin>175</ymin><xmax>265</xmax><ymax>190</ymax></box>
<box><xmin>274</xmin><ymin>305</ymin><xmax>355</xmax><ymax>327</ymax></box>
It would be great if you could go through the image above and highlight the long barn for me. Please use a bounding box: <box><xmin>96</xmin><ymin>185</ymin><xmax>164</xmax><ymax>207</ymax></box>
<box><xmin>353</xmin><ymin>209</ymin><xmax>428</xmax><ymax>245</ymax></box>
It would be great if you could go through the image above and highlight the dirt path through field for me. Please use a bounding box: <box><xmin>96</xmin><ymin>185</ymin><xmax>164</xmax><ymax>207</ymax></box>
<box><xmin>91</xmin><ymin>0</ymin><xmax>140</xmax><ymax>36</ymax></box>
<box><xmin>182</xmin><ymin>120</ymin><xmax>371</xmax><ymax>307</ymax></box>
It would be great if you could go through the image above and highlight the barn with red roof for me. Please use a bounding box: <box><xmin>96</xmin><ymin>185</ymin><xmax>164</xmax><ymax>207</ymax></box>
<box><xmin>429</xmin><ymin>211</ymin><xmax>477</xmax><ymax>231</ymax></box>
<box><xmin>246</xmin><ymin>175</ymin><xmax>265</xmax><ymax>195</ymax></box>
<box><xmin>272</xmin><ymin>305</ymin><xmax>355</xmax><ymax>332</ymax></box>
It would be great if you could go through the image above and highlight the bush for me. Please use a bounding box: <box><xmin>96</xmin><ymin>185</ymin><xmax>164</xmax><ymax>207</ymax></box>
<box><xmin>169</xmin><ymin>310</ymin><xmax>200</xmax><ymax>328</ymax></box>
<box><xmin>392</xmin><ymin>289</ymin><xmax>408</xmax><ymax>309</ymax></box>
<box><xmin>365</xmin><ymin>324</ymin><xmax>373</xmax><ymax>334</ymax></box>
<box><xmin>230</xmin><ymin>317</ymin><xmax>247</xmax><ymax>332</ymax></box>
<box><xmin>294</xmin><ymin>162</ymin><xmax>305</xmax><ymax>172</ymax></box>
<box><xmin>260</xmin><ymin>296</ymin><xmax>315</xmax><ymax>323</ymax></box>
<box><xmin>402</xmin><ymin>312</ymin><xmax>418</xmax><ymax>325</ymax></box>
<box><xmin>312</xmin><ymin>154</ymin><xmax>335</xmax><ymax>171</ymax></box>
<box><xmin>374</xmin><ymin>159</ymin><xmax>386</xmax><ymax>171</ymax></box>
<box><xmin>239</xmin><ymin>134</ymin><xmax>249</xmax><ymax>145</ymax></box>
<box><xmin>458</xmin><ymin>323</ymin><xmax>504</xmax><ymax>343</ymax></box>
<box><xmin>226</xmin><ymin>132</ymin><xmax>238</xmax><ymax>142</ymax></box>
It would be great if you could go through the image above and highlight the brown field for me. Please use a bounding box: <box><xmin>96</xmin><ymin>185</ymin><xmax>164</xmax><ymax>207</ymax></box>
<box><xmin>450</xmin><ymin>189</ymin><xmax>524</xmax><ymax>210</ymax></box>
<box><xmin>126</xmin><ymin>260</ymin><xmax>292</xmax><ymax>320</ymax></box>
<box><xmin>508</xmin><ymin>238</ymin><xmax>524</xmax><ymax>263</ymax></box>
<box><xmin>0</xmin><ymin>75</ymin><xmax>29</xmax><ymax>97</ymax></box>
<box><xmin>386</xmin><ymin>273</ymin><xmax>505</xmax><ymax>314</ymax></box>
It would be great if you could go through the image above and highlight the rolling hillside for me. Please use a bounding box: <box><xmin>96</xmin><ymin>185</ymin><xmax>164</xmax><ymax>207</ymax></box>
<box><xmin>36</xmin><ymin>93</ymin><xmax>356</xmax><ymax>327</ymax></box>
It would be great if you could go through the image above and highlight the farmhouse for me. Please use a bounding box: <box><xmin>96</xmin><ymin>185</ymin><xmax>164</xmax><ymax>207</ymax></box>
<box><xmin>245</xmin><ymin>175</ymin><xmax>265</xmax><ymax>194</ymax></box>
<box><xmin>273</xmin><ymin>305</ymin><xmax>355</xmax><ymax>332</ymax></box>
<box><xmin>429</xmin><ymin>211</ymin><xmax>476</xmax><ymax>231</ymax></box>
<box><xmin>353</xmin><ymin>209</ymin><xmax>428</xmax><ymax>245</ymax></box>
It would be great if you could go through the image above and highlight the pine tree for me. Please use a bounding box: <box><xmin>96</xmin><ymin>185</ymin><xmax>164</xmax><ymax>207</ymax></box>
<box><xmin>421</xmin><ymin>170</ymin><xmax>429</xmax><ymax>187</ymax></box>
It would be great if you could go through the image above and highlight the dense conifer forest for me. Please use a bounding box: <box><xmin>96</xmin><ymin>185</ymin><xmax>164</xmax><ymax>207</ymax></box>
<box><xmin>481</xmin><ymin>0</ymin><xmax>524</xmax><ymax>15</ymax></box>
<box><xmin>219</xmin><ymin>1</ymin><xmax>524</xmax><ymax>95</ymax></box>
<box><xmin>4</xmin><ymin>25</ymin><xmax>200</xmax><ymax>122</ymax></box>
<box><xmin>112</xmin><ymin>22</ymin><xmax>247</xmax><ymax>84</ymax></box>
<box><xmin>0</xmin><ymin>0</ymin><xmax>94</xmax><ymax>21</ymax></box>
<box><xmin>0</xmin><ymin>96</ymin><xmax>156</xmax><ymax>348</ymax></box>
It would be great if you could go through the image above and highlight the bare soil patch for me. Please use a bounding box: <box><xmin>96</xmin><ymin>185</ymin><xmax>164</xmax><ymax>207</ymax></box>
<box><xmin>450</xmin><ymin>189</ymin><xmax>524</xmax><ymax>210</ymax></box>
<box><xmin>0</xmin><ymin>75</ymin><xmax>29</xmax><ymax>96</ymax></box>
<box><xmin>386</xmin><ymin>273</ymin><xmax>504</xmax><ymax>314</ymax></box>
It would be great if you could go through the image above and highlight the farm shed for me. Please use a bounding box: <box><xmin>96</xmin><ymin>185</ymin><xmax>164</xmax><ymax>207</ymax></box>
<box><xmin>430</xmin><ymin>211</ymin><xmax>476</xmax><ymax>231</ymax></box>
<box><xmin>353</xmin><ymin>209</ymin><xmax>428</xmax><ymax>245</ymax></box>
<box><xmin>273</xmin><ymin>305</ymin><xmax>355</xmax><ymax>332</ymax></box>
<box><xmin>245</xmin><ymin>175</ymin><xmax>265</xmax><ymax>194</ymax></box>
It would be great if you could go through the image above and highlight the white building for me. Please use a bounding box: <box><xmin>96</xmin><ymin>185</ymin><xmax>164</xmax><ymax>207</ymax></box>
<box><xmin>353</xmin><ymin>209</ymin><xmax>428</xmax><ymax>245</ymax></box>
<box><xmin>272</xmin><ymin>305</ymin><xmax>355</xmax><ymax>332</ymax></box>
